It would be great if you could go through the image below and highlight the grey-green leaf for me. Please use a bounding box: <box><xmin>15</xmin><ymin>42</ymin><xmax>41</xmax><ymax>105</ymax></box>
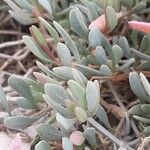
<box><xmin>112</xmin><ymin>45</ymin><xmax>123</xmax><ymax>65</ymax></box>
<box><xmin>35</xmin><ymin>140</ymin><xmax>52</xmax><ymax>150</ymax></box>
<box><xmin>133</xmin><ymin>115</ymin><xmax>150</xmax><ymax>124</ymax></box>
<box><xmin>141</xmin><ymin>35</ymin><xmax>150</xmax><ymax>54</ymax></box>
<box><xmin>118</xmin><ymin>58</ymin><xmax>135</xmax><ymax>71</ymax></box>
<box><xmin>62</xmin><ymin>137</ymin><xmax>73</xmax><ymax>150</ymax></box>
<box><xmin>106</xmin><ymin>6</ymin><xmax>118</xmax><ymax>31</ymax></box>
<box><xmin>8</xmin><ymin>75</ymin><xmax>35</xmax><ymax>106</ymax></box>
<box><xmin>118</xmin><ymin>37</ymin><xmax>131</xmax><ymax>58</ymax></box>
<box><xmin>38</xmin><ymin>0</ymin><xmax>52</xmax><ymax>16</ymax></box>
<box><xmin>96</xmin><ymin>105</ymin><xmax>111</xmax><ymax>129</ymax></box>
<box><xmin>0</xmin><ymin>86</ymin><xmax>11</xmax><ymax>116</ymax></box>
<box><xmin>141</xmin><ymin>104</ymin><xmax>150</xmax><ymax>114</ymax></box>
<box><xmin>95</xmin><ymin>46</ymin><xmax>108</xmax><ymax>65</ymax></box>
<box><xmin>43</xmin><ymin>94</ymin><xmax>72</xmax><ymax>118</ymax></box>
<box><xmin>71</xmin><ymin>69</ymin><xmax>85</xmax><ymax>87</ymax></box>
<box><xmin>74</xmin><ymin>106</ymin><xmax>87</xmax><ymax>123</ymax></box>
<box><xmin>56</xmin><ymin>113</ymin><xmax>76</xmax><ymax>131</ymax></box>
<box><xmin>76</xmin><ymin>64</ymin><xmax>103</xmax><ymax>78</ymax></box>
<box><xmin>38</xmin><ymin>17</ymin><xmax>59</xmax><ymax>44</ymax></box>
<box><xmin>16</xmin><ymin>97</ymin><xmax>35</xmax><ymax>109</ymax></box>
<box><xmin>53</xmin><ymin>21</ymin><xmax>80</xmax><ymax>63</ymax></box>
<box><xmin>57</xmin><ymin>42</ymin><xmax>72</xmax><ymax>66</ymax></box>
<box><xmin>37</xmin><ymin>124</ymin><xmax>63</xmax><ymax>141</ymax></box>
<box><xmin>99</xmin><ymin>65</ymin><xmax>112</xmax><ymax>76</ymax></box>
<box><xmin>44</xmin><ymin>83</ymin><xmax>68</xmax><ymax>105</ymax></box>
<box><xmin>129</xmin><ymin>72</ymin><xmax>150</xmax><ymax>102</ymax></box>
<box><xmin>53</xmin><ymin>66</ymin><xmax>87</xmax><ymax>83</ymax></box>
<box><xmin>69</xmin><ymin>7</ymin><xmax>88</xmax><ymax>39</ymax></box>
<box><xmin>84</xmin><ymin>127</ymin><xmax>97</xmax><ymax>148</ymax></box>
<box><xmin>68</xmin><ymin>80</ymin><xmax>86</xmax><ymax>109</ymax></box>
<box><xmin>36</xmin><ymin>61</ymin><xmax>60</xmax><ymax>79</ymax></box>
<box><xmin>128</xmin><ymin>104</ymin><xmax>143</xmax><ymax>116</ymax></box>
<box><xmin>86</xmin><ymin>81</ymin><xmax>100</xmax><ymax>115</ymax></box>
<box><xmin>4</xmin><ymin>116</ymin><xmax>40</xmax><ymax>129</ymax></box>
<box><xmin>140</xmin><ymin>73</ymin><xmax>150</xmax><ymax>97</ymax></box>
<box><xmin>89</xmin><ymin>28</ymin><xmax>101</xmax><ymax>48</ymax></box>
<box><xmin>143</xmin><ymin>126</ymin><xmax>150</xmax><ymax>136</ymax></box>
<box><xmin>23</xmin><ymin>36</ymin><xmax>53</xmax><ymax>63</ymax></box>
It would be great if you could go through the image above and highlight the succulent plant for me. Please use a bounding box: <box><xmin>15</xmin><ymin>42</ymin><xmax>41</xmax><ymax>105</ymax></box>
<box><xmin>1</xmin><ymin>0</ymin><xmax>150</xmax><ymax>149</ymax></box>
<box><xmin>129</xmin><ymin>72</ymin><xmax>150</xmax><ymax>136</ymax></box>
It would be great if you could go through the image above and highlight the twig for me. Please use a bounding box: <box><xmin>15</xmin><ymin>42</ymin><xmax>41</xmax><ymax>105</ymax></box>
<box><xmin>128</xmin><ymin>138</ymin><xmax>140</xmax><ymax>146</ymax></box>
<box><xmin>130</xmin><ymin>118</ymin><xmax>140</xmax><ymax>137</ymax></box>
<box><xmin>107</xmin><ymin>80</ymin><xmax>127</xmax><ymax>111</ymax></box>
<box><xmin>17</xmin><ymin>60</ymin><xmax>27</xmax><ymax>73</ymax></box>
<box><xmin>0</xmin><ymin>49</ymin><xmax>30</xmax><ymax>60</ymax></box>
<box><xmin>0</xmin><ymin>30</ymin><xmax>27</xmax><ymax>36</ymax></box>
<box><xmin>0</xmin><ymin>39</ymin><xmax>24</xmax><ymax>49</ymax></box>
<box><xmin>0</xmin><ymin>49</ymin><xmax>23</xmax><ymax>70</ymax></box>
<box><xmin>87</xmin><ymin>117</ymin><xmax>134</xmax><ymax>150</ymax></box>
<box><xmin>0</xmin><ymin>15</ymin><xmax>11</xmax><ymax>26</ymax></box>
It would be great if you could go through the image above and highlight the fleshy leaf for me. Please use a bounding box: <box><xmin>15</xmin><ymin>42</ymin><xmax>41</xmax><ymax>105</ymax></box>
<box><xmin>86</xmin><ymin>81</ymin><xmax>100</xmax><ymax>115</ymax></box>
<box><xmin>16</xmin><ymin>97</ymin><xmax>35</xmax><ymax>109</ymax></box>
<box><xmin>128</xmin><ymin>104</ymin><xmax>143</xmax><ymax>116</ymax></box>
<box><xmin>84</xmin><ymin>127</ymin><xmax>97</xmax><ymax>148</ymax></box>
<box><xmin>112</xmin><ymin>45</ymin><xmax>123</xmax><ymax>65</ymax></box>
<box><xmin>53</xmin><ymin>66</ymin><xmax>87</xmax><ymax>83</ymax></box>
<box><xmin>68</xmin><ymin>80</ymin><xmax>86</xmax><ymax>109</ymax></box>
<box><xmin>38</xmin><ymin>0</ymin><xmax>52</xmax><ymax>16</ymax></box>
<box><xmin>99</xmin><ymin>65</ymin><xmax>112</xmax><ymax>76</ymax></box>
<box><xmin>133</xmin><ymin>115</ymin><xmax>150</xmax><ymax>124</ymax></box>
<box><xmin>38</xmin><ymin>17</ymin><xmax>59</xmax><ymax>44</ymax></box>
<box><xmin>8</xmin><ymin>75</ymin><xmax>36</xmax><ymax>107</ymax></box>
<box><xmin>74</xmin><ymin>106</ymin><xmax>87</xmax><ymax>123</ymax></box>
<box><xmin>62</xmin><ymin>137</ymin><xmax>73</xmax><ymax>150</ymax></box>
<box><xmin>106</xmin><ymin>6</ymin><xmax>118</xmax><ymax>31</ymax></box>
<box><xmin>23</xmin><ymin>36</ymin><xmax>53</xmax><ymax>63</ymax></box>
<box><xmin>57</xmin><ymin>42</ymin><xmax>72</xmax><ymax>66</ymax></box>
<box><xmin>140</xmin><ymin>73</ymin><xmax>150</xmax><ymax>97</ymax></box>
<box><xmin>35</xmin><ymin>140</ymin><xmax>51</xmax><ymax>150</ymax></box>
<box><xmin>96</xmin><ymin>105</ymin><xmax>111</xmax><ymax>129</ymax></box>
<box><xmin>95</xmin><ymin>46</ymin><xmax>108</xmax><ymax>65</ymax></box>
<box><xmin>43</xmin><ymin>94</ymin><xmax>72</xmax><ymax>118</ymax></box>
<box><xmin>53</xmin><ymin>21</ymin><xmax>80</xmax><ymax>63</ymax></box>
<box><xmin>0</xmin><ymin>86</ymin><xmax>11</xmax><ymax>115</ymax></box>
<box><xmin>88</xmin><ymin>28</ymin><xmax>102</xmax><ymax>47</ymax></box>
<box><xmin>69</xmin><ymin>7</ymin><xmax>88</xmax><ymax>39</ymax></box>
<box><xmin>56</xmin><ymin>113</ymin><xmax>76</xmax><ymax>130</ymax></box>
<box><xmin>4</xmin><ymin>116</ymin><xmax>41</xmax><ymax>129</ymax></box>
<box><xmin>129</xmin><ymin>72</ymin><xmax>150</xmax><ymax>102</ymax></box>
<box><xmin>37</xmin><ymin>124</ymin><xmax>63</xmax><ymax>141</ymax></box>
<box><xmin>44</xmin><ymin>83</ymin><xmax>68</xmax><ymax>105</ymax></box>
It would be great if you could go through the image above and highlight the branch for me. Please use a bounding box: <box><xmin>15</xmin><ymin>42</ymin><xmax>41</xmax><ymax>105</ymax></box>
<box><xmin>87</xmin><ymin>117</ymin><xmax>134</xmax><ymax>150</ymax></box>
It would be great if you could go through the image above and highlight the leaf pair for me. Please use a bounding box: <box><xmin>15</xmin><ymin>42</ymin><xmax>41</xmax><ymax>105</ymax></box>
<box><xmin>129</xmin><ymin>72</ymin><xmax>150</xmax><ymax>103</ymax></box>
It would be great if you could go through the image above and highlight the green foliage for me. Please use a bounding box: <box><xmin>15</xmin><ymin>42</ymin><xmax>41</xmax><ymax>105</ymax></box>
<box><xmin>2</xmin><ymin>0</ymin><xmax>150</xmax><ymax>149</ymax></box>
<box><xmin>35</xmin><ymin>140</ymin><xmax>52</xmax><ymax>150</ymax></box>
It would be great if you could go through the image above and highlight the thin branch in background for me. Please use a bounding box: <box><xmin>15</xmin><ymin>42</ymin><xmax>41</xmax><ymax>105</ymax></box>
<box><xmin>87</xmin><ymin>117</ymin><xmax>134</xmax><ymax>150</ymax></box>
<box><xmin>107</xmin><ymin>80</ymin><xmax>126</xmax><ymax>111</ymax></box>
<box><xmin>128</xmin><ymin>138</ymin><xmax>140</xmax><ymax>146</ymax></box>
<box><xmin>0</xmin><ymin>47</ymin><xmax>31</xmax><ymax>85</ymax></box>
<box><xmin>0</xmin><ymin>15</ymin><xmax>11</xmax><ymax>26</ymax></box>
<box><xmin>17</xmin><ymin>60</ymin><xmax>27</xmax><ymax>73</ymax></box>
<box><xmin>0</xmin><ymin>39</ymin><xmax>24</xmax><ymax>49</ymax></box>
<box><xmin>130</xmin><ymin>118</ymin><xmax>140</xmax><ymax>137</ymax></box>
<box><xmin>0</xmin><ymin>30</ymin><xmax>27</xmax><ymax>36</ymax></box>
